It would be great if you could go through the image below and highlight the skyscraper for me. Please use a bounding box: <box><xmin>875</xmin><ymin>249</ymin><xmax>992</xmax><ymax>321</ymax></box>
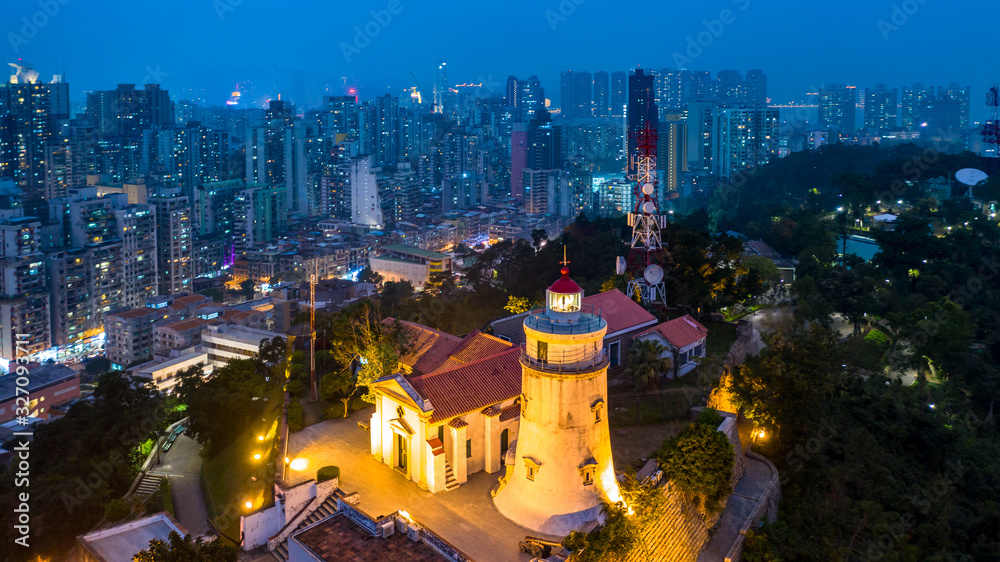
<box><xmin>593</xmin><ymin>71</ymin><xmax>610</xmax><ymax>118</ymax></box>
<box><xmin>510</xmin><ymin>123</ymin><xmax>528</xmax><ymax>201</ymax></box>
<box><xmin>744</xmin><ymin>69</ymin><xmax>768</xmax><ymax>106</ymax></box>
<box><xmin>0</xmin><ymin>64</ymin><xmax>62</xmax><ymax>200</ymax></box>
<box><xmin>818</xmin><ymin>85</ymin><xmax>857</xmax><ymax>134</ymax></box>
<box><xmin>901</xmin><ymin>84</ymin><xmax>932</xmax><ymax>130</ymax></box>
<box><xmin>574</xmin><ymin>71</ymin><xmax>592</xmax><ymax>118</ymax></box>
<box><xmin>610</xmin><ymin>71</ymin><xmax>627</xmax><ymax>118</ymax></box>
<box><xmin>434</xmin><ymin>61</ymin><xmax>448</xmax><ymax>114</ymax></box>
<box><xmin>375</xmin><ymin>94</ymin><xmax>400</xmax><ymax>166</ymax></box>
<box><xmin>864</xmin><ymin>85</ymin><xmax>898</xmax><ymax>131</ymax></box>
<box><xmin>627</xmin><ymin>69</ymin><xmax>658</xmax><ymax>176</ymax></box>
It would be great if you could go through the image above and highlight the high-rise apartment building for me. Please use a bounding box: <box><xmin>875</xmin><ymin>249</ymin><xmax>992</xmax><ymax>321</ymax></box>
<box><xmin>610</xmin><ymin>71</ymin><xmax>627</xmax><ymax>118</ymax></box>
<box><xmin>117</xmin><ymin>204</ymin><xmax>158</xmax><ymax>308</ymax></box>
<box><xmin>593</xmin><ymin>71</ymin><xmax>610</xmax><ymax>118</ymax></box>
<box><xmin>627</xmin><ymin>69</ymin><xmax>658</xmax><ymax>176</ymax></box>
<box><xmin>864</xmin><ymin>85</ymin><xmax>898</xmax><ymax>131</ymax></box>
<box><xmin>0</xmin><ymin>64</ymin><xmax>64</xmax><ymax>200</ymax></box>
<box><xmin>0</xmin><ymin>194</ymin><xmax>50</xmax><ymax>362</ymax></box>
<box><xmin>150</xmin><ymin>195</ymin><xmax>193</xmax><ymax>296</ymax></box>
<box><xmin>818</xmin><ymin>85</ymin><xmax>857</xmax><ymax>134</ymax></box>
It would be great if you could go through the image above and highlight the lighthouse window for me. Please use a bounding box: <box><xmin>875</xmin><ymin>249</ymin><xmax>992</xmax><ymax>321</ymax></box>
<box><xmin>583</xmin><ymin>470</ymin><xmax>593</xmax><ymax>486</ymax></box>
<box><xmin>537</xmin><ymin>341</ymin><xmax>548</xmax><ymax>363</ymax></box>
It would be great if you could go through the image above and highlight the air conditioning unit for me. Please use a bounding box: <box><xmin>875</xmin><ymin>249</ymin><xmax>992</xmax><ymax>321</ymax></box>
<box><xmin>378</xmin><ymin>519</ymin><xmax>394</xmax><ymax>538</ymax></box>
<box><xmin>395</xmin><ymin>516</ymin><xmax>408</xmax><ymax>533</ymax></box>
<box><xmin>407</xmin><ymin>524</ymin><xmax>420</xmax><ymax>542</ymax></box>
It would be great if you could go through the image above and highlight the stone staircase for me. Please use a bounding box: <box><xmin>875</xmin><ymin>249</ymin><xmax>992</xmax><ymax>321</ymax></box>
<box><xmin>443</xmin><ymin>460</ymin><xmax>460</xmax><ymax>491</ymax></box>
<box><xmin>269</xmin><ymin>495</ymin><xmax>339</xmax><ymax>562</ymax></box>
<box><xmin>134</xmin><ymin>473</ymin><xmax>165</xmax><ymax>496</ymax></box>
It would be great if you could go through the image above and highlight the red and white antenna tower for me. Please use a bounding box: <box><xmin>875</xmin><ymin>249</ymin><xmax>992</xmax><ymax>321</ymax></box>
<box><xmin>626</xmin><ymin>122</ymin><xmax>667</xmax><ymax>305</ymax></box>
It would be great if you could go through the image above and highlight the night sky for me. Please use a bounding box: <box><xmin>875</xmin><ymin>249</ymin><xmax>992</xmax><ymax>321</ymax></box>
<box><xmin>4</xmin><ymin>0</ymin><xmax>997</xmax><ymax>119</ymax></box>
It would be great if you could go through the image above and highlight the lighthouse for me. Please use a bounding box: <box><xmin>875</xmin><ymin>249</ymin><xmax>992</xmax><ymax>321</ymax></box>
<box><xmin>492</xmin><ymin>259</ymin><xmax>621</xmax><ymax>536</ymax></box>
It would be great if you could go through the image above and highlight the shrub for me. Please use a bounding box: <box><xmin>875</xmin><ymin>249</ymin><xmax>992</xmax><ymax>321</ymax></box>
<box><xmin>287</xmin><ymin>400</ymin><xmax>304</xmax><ymax>432</ymax></box>
<box><xmin>105</xmin><ymin>498</ymin><xmax>132</xmax><ymax>522</ymax></box>
<box><xmin>657</xmin><ymin>409</ymin><xmax>735</xmax><ymax>515</ymax></box>
<box><xmin>286</xmin><ymin>380</ymin><xmax>305</xmax><ymax>397</ymax></box>
<box><xmin>317</xmin><ymin>466</ymin><xmax>340</xmax><ymax>482</ymax></box>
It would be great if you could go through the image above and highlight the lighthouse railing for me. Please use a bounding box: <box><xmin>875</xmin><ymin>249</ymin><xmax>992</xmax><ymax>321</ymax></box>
<box><xmin>520</xmin><ymin>347</ymin><xmax>609</xmax><ymax>373</ymax></box>
<box><xmin>524</xmin><ymin>303</ymin><xmax>605</xmax><ymax>335</ymax></box>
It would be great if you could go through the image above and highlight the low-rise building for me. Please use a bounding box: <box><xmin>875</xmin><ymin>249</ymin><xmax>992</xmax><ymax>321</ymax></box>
<box><xmin>154</xmin><ymin>318</ymin><xmax>209</xmax><ymax>354</ymax></box>
<box><xmin>634</xmin><ymin>314</ymin><xmax>709</xmax><ymax>378</ymax></box>
<box><xmin>78</xmin><ymin>512</ymin><xmax>187</xmax><ymax>562</ymax></box>
<box><xmin>200</xmin><ymin>323</ymin><xmax>283</xmax><ymax>364</ymax></box>
<box><xmin>105</xmin><ymin>307</ymin><xmax>166</xmax><ymax>368</ymax></box>
<box><xmin>0</xmin><ymin>363</ymin><xmax>79</xmax><ymax>422</ymax></box>
<box><xmin>133</xmin><ymin>350</ymin><xmax>211</xmax><ymax>394</ymax></box>
<box><xmin>370</xmin><ymin>245</ymin><xmax>452</xmax><ymax>289</ymax></box>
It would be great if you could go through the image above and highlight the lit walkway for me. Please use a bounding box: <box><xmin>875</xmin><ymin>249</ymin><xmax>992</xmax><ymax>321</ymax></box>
<box><xmin>697</xmin><ymin>453</ymin><xmax>777</xmax><ymax>562</ymax></box>
<box><xmin>287</xmin><ymin>408</ymin><xmax>557</xmax><ymax>562</ymax></box>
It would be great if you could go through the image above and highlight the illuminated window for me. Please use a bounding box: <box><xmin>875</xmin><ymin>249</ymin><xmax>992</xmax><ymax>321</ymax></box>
<box><xmin>524</xmin><ymin>457</ymin><xmax>541</xmax><ymax>481</ymax></box>
<box><xmin>548</xmin><ymin>291</ymin><xmax>580</xmax><ymax>313</ymax></box>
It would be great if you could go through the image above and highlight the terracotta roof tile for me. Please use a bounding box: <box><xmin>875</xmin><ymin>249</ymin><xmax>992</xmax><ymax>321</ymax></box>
<box><xmin>448</xmin><ymin>417</ymin><xmax>468</xmax><ymax>428</ymax></box>
<box><xmin>411</xmin><ymin>347</ymin><xmax>522</xmax><ymax>424</ymax></box>
<box><xmin>583</xmin><ymin>289</ymin><xmax>658</xmax><ymax>335</ymax></box>
<box><xmin>637</xmin><ymin>314</ymin><xmax>709</xmax><ymax>349</ymax></box>
<box><xmin>385</xmin><ymin>318</ymin><xmax>462</xmax><ymax>375</ymax></box>
<box><xmin>159</xmin><ymin>318</ymin><xmax>208</xmax><ymax>332</ymax></box>
<box><xmin>433</xmin><ymin>330</ymin><xmax>512</xmax><ymax>371</ymax></box>
<box><xmin>109</xmin><ymin>307</ymin><xmax>158</xmax><ymax>320</ymax></box>
<box><xmin>498</xmin><ymin>402</ymin><xmax>521</xmax><ymax>423</ymax></box>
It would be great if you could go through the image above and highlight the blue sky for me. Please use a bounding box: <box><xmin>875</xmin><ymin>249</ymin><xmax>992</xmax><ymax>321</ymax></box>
<box><xmin>4</xmin><ymin>0</ymin><xmax>998</xmax><ymax>119</ymax></box>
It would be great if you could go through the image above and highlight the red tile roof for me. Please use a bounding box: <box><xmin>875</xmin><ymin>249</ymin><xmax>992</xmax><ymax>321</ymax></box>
<box><xmin>583</xmin><ymin>289</ymin><xmax>658</xmax><ymax>335</ymax></box>
<box><xmin>433</xmin><ymin>330</ymin><xmax>512</xmax><ymax>371</ymax></box>
<box><xmin>498</xmin><ymin>402</ymin><xmax>520</xmax><ymax>423</ymax></box>
<box><xmin>385</xmin><ymin>318</ymin><xmax>462</xmax><ymax>375</ymax></box>
<box><xmin>109</xmin><ymin>307</ymin><xmax>158</xmax><ymax>320</ymax></box>
<box><xmin>410</xmin><ymin>347</ymin><xmax>522</xmax><ymax>424</ymax></box>
<box><xmin>638</xmin><ymin>314</ymin><xmax>709</xmax><ymax>349</ymax></box>
<box><xmin>160</xmin><ymin>318</ymin><xmax>208</xmax><ymax>332</ymax></box>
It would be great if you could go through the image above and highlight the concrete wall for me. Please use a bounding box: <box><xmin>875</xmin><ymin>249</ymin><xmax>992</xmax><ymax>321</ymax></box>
<box><xmin>242</xmin><ymin>502</ymin><xmax>284</xmax><ymax>551</ymax></box>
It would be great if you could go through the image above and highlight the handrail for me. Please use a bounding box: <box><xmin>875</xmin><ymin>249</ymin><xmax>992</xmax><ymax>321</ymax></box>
<box><xmin>525</xmin><ymin>304</ymin><xmax>606</xmax><ymax>335</ymax></box>
<box><xmin>520</xmin><ymin>349</ymin><xmax>609</xmax><ymax>373</ymax></box>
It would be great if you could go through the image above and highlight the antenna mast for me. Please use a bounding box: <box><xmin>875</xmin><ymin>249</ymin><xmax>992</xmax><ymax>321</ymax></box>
<box><xmin>626</xmin><ymin>122</ymin><xmax>667</xmax><ymax>305</ymax></box>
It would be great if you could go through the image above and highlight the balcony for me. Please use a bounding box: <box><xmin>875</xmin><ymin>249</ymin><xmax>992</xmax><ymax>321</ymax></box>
<box><xmin>523</xmin><ymin>303</ymin><xmax>606</xmax><ymax>335</ymax></box>
<box><xmin>520</xmin><ymin>347</ymin><xmax>608</xmax><ymax>374</ymax></box>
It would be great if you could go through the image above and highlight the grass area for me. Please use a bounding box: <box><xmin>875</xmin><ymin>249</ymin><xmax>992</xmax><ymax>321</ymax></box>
<box><xmin>201</xmin><ymin>385</ymin><xmax>284</xmax><ymax>543</ymax></box>
<box><xmin>611</xmin><ymin>420</ymin><xmax>688</xmax><ymax>470</ymax></box>
<box><xmin>703</xmin><ymin>320</ymin><xmax>740</xmax><ymax>358</ymax></box>
<box><xmin>161</xmin><ymin>479</ymin><xmax>174</xmax><ymax>516</ymax></box>
<box><xmin>322</xmin><ymin>394</ymin><xmax>370</xmax><ymax>420</ymax></box>
<box><xmin>609</xmin><ymin>392</ymin><xmax>694</xmax><ymax>427</ymax></box>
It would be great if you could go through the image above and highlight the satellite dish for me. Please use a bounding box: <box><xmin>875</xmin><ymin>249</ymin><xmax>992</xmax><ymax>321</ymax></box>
<box><xmin>643</xmin><ymin>264</ymin><xmax>664</xmax><ymax>284</ymax></box>
<box><xmin>956</xmin><ymin>168</ymin><xmax>988</xmax><ymax>186</ymax></box>
<box><xmin>642</xmin><ymin>201</ymin><xmax>656</xmax><ymax>214</ymax></box>
<box><xmin>642</xmin><ymin>183</ymin><xmax>655</xmax><ymax>195</ymax></box>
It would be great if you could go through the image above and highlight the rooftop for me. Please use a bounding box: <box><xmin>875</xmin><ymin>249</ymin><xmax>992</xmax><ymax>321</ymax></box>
<box><xmin>108</xmin><ymin>307</ymin><xmax>159</xmax><ymax>320</ymax></box>
<box><xmin>382</xmin><ymin>244</ymin><xmax>450</xmax><ymax>259</ymax></box>
<box><xmin>583</xmin><ymin>289</ymin><xmax>658</xmax><ymax>335</ymax></box>
<box><xmin>292</xmin><ymin>512</ymin><xmax>444</xmax><ymax>561</ymax></box>
<box><xmin>0</xmin><ymin>363</ymin><xmax>77</xmax><ymax>401</ymax></box>
<box><xmin>386</xmin><ymin>319</ymin><xmax>462</xmax><ymax>375</ymax></box>
<box><xmin>410</xmin><ymin>347</ymin><xmax>522</xmax><ymax>424</ymax></box>
<box><xmin>638</xmin><ymin>314</ymin><xmax>709</xmax><ymax>349</ymax></box>
<box><xmin>78</xmin><ymin>512</ymin><xmax>186</xmax><ymax>562</ymax></box>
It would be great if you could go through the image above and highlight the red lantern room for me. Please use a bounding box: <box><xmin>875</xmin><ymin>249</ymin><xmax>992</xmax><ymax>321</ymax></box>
<box><xmin>546</xmin><ymin>261</ymin><xmax>583</xmax><ymax>322</ymax></box>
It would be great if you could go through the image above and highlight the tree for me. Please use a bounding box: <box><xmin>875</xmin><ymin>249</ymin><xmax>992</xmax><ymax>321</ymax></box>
<box><xmin>104</xmin><ymin>498</ymin><xmax>131</xmax><ymax>522</ymax></box>
<box><xmin>358</xmin><ymin>266</ymin><xmax>384</xmax><ymax>286</ymax></box>
<box><xmin>239</xmin><ymin>278</ymin><xmax>255</xmax><ymax>299</ymax></box>
<box><xmin>504</xmin><ymin>295</ymin><xmax>532</xmax><ymax>314</ymax></box>
<box><xmin>133</xmin><ymin>530</ymin><xmax>239</xmax><ymax>562</ymax></box>
<box><xmin>531</xmin><ymin>228</ymin><xmax>549</xmax><ymax>251</ymax></box>
<box><xmin>84</xmin><ymin>356</ymin><xmax>112</xmax><ymax>376</ymax></box>
<box><xmin>656</xmin><ymin>409</ymin><xmax>734</xmax><ymax>514</ymax></box>
<box><xmin>257</xmin><ymin>336</ymin><xmax>287</xmax><ymax>368</ymax></box>
<box><xmin>177</xmin><ymin>360</ymin><xmax>277</xmax><ymax>454</ymax></box>
<box><xmin>624</xmin><ymin>339</ymin><xmax>672</xmax><ymax>390</ymax></box>
<box><xmin>331</xmin><ymin>303</ymin><xmax>410</xmax><ymax>405</ymax></box>
<box><xmin>200</xmin><ymin>287</ymin><xmax>225</xmax><ymax>303</ymax></box>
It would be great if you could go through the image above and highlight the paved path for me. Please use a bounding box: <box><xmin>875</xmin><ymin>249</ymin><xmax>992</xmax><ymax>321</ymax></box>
<box><xmin>288</xmin><ymin>408</ymin><xmax>556</xmax><ymax>562</ymax></box>
<box><xmin>151</xmin><ymin>433</ymin><xmax>210</xmax><ymax>536</ymax></box>
<box><xmin>697</xmin><ymin>454</ymin><xmax>776</xmax><ymax>561</ymax></box>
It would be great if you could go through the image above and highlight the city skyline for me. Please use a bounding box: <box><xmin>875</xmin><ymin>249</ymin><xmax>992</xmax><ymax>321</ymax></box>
<box><xmin>5</xmin><ymin>0</ymin><xmax>999</xmax><ymax>120</ymax></box>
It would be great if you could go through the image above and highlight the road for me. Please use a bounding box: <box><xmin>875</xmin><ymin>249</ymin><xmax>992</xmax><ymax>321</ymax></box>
<box><xmin>151</xmin><ymin>432</ymin><xmax>211</xmax><ymax>536</ymax></box>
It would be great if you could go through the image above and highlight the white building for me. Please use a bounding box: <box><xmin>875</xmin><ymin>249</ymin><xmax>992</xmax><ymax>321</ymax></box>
<box><xmin>368</xmin><ymin>329</ymin><xmax>520</xmax><ymax>492</ymax></box>
<box><xmin>350</xmin><ymin>155</ymin><xmax>382</xmax><ymax>227</ymax></box>
<box><xmin>634</xmin><ymin>314</ymin><xmax>709</xmax><ymax>378</ymax></box>
<box><xmin>370</xmin><ymin>244</ymin><xmax>451</xmax><ymax>289</ymax></box>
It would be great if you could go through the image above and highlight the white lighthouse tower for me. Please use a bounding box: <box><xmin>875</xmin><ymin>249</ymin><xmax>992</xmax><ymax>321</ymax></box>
<box><xmin>492</xmin><ymin>259</ymin><xmax>621</xmax><ymax>536</ymax></box>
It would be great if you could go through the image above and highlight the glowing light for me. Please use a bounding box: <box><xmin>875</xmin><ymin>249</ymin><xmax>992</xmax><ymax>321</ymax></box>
<box><xmin>398</xmin><ymin>510</ymin><xmax>412</xmax><ymax>521</ymax></box>
<box><xmin>253</xmin><ymin>453</ymin><xmax>261</xmax><ymax>460</ymax></box>
<box><xmin>600</xmin><ymin>466</ymin><xmax>632</xmax><ymax>514</ymax></box>
<box><xmin>284</xmin><ymin>457</ymin><xmax>290</xmax><ymax>464</ymax></box>
<box><xmin>258</xmin><ymin>435</ymin><xmax>265</xmax><ymax>441</ymax></box>
<box><xmin>245</xmin><ymin>501</ymin><xmax>253</xmax><ymax>509</ymax></box>
<box><xmin>290</xmin><ymin>458</ymin><xmax>308</xmax><ymax>471</ymax></box>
